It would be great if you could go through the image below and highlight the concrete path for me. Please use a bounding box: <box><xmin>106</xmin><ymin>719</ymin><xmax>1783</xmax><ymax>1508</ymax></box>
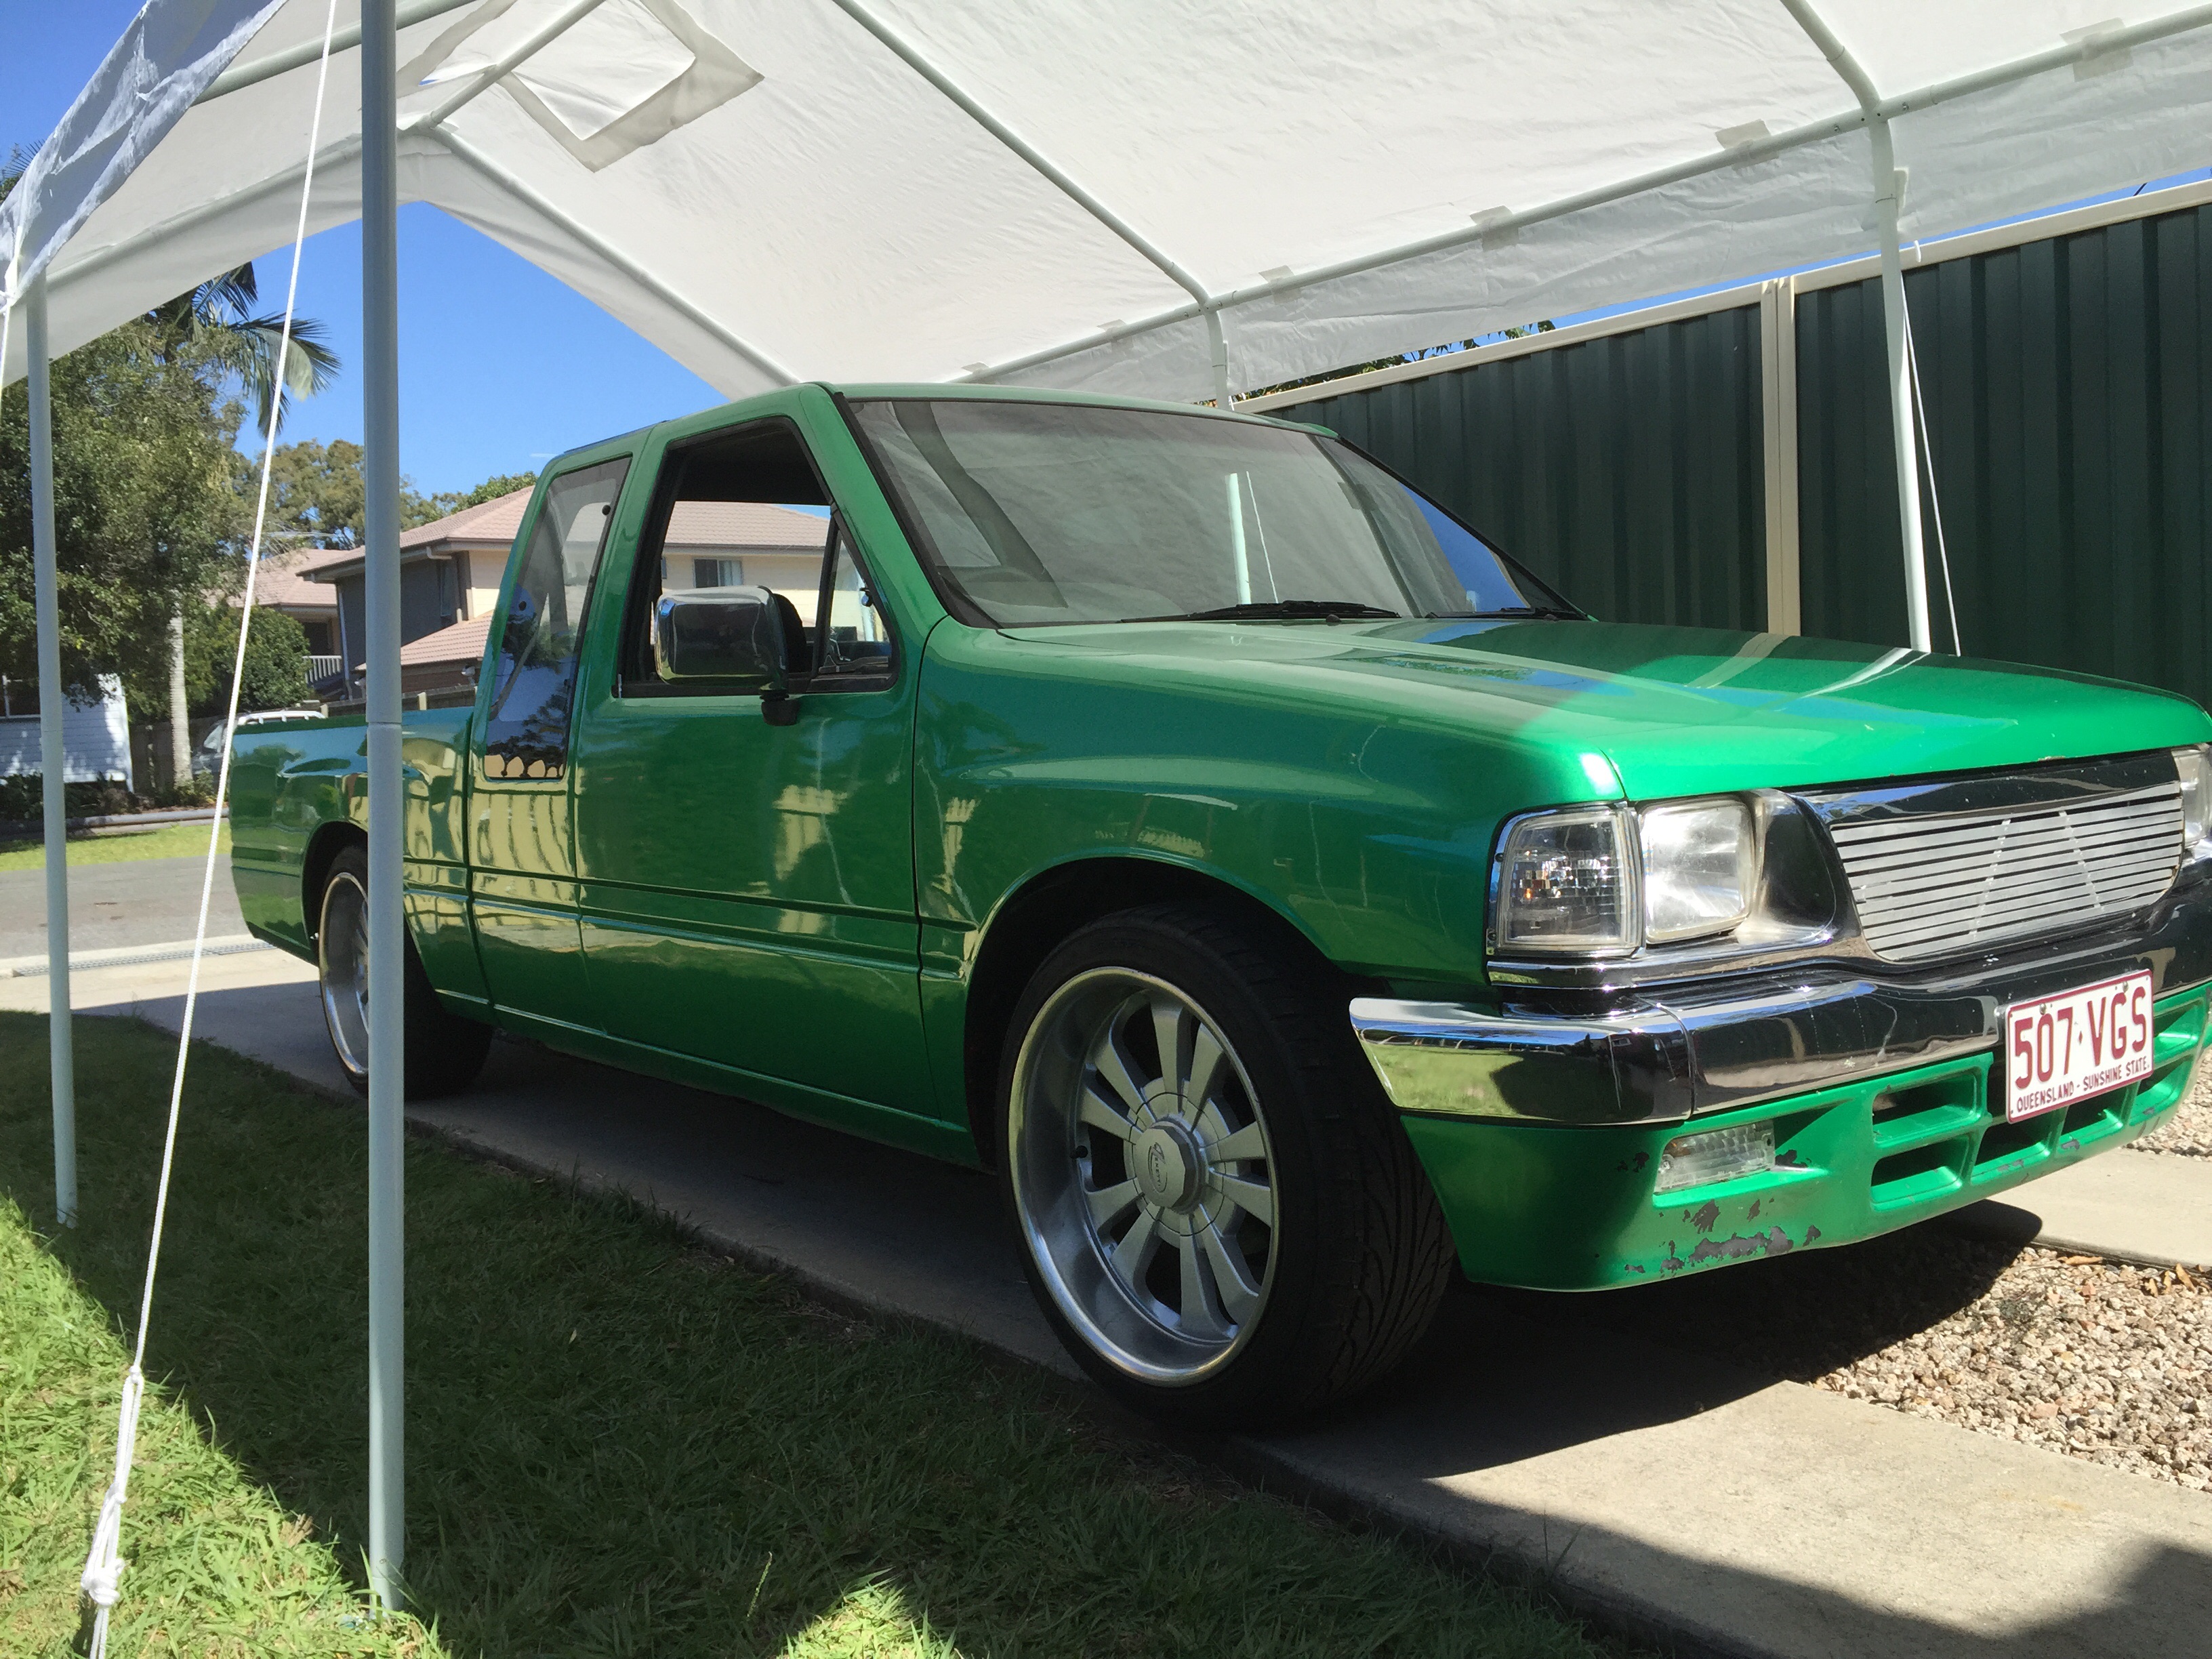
<box><xmin>1959</xmin><ymin>1149</ymin><xmax>2212</xmax><ymax>1271</ymax></box>
<box><xmin>0</xmin><ymin>855</ymin><xmax>247</xmax><ymax>960</ymax></box>
<box><xmin>10</xmin><ymin>949</ymin><xmax>2212</xmax><ymax>1659</ymax></box>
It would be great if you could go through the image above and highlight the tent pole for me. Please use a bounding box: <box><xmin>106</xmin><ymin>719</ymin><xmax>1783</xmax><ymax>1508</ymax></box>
<box><xmin>1776</xmin><ymin>0</ymin><xmax>1931</xmax><ymax>652</ymax></box>
<box><xmin>1869</xmin><ymin>120</ymin><xmax>1932</xmax><ymax>652</ymax></box>
<box><xmin>26</xmin><ymin>272</ymin><xmax>76</xmax><ymax>1229</ymax></box>
<box><xmin>361</xmin><ymin>0</ymin><xmax>406</xmax><ymax>1615</ymax></box>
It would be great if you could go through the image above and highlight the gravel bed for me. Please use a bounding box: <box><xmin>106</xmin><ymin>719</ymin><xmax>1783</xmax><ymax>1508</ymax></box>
<box><xmin>2131</xmin><ymin>1062</ymin><xmax>2212</xmax><ymax>1158</ymax></box>
<box><xmin>1811</xmin><ymin>1248</ymin><xmax>2211</xmax><ymax>1490</ymax></box>
<box><xmin>1528</xmin><ymin>1227</ymin><xmax>2212</xmax><ymax>1491</ymax></box>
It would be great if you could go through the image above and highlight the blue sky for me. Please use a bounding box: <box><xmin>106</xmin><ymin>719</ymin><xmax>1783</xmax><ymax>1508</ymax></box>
<box><xmin>13</xmin><ymin>5</ymin><xmax>2211</xmax><ymax>492</ymax></box>
<box><xmin>9</xmin><ymin>1</ymin><xmax>727</xmax><ymax>496</ymax></box>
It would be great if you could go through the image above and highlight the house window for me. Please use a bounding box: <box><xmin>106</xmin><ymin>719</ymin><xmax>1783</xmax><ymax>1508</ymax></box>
<box><xmin>693</xmin><ymin>556</ymin><xmax>744</xmax><ymax>588</ymax></box>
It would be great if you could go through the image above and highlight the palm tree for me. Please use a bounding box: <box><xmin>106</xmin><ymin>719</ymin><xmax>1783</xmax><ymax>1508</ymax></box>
<box><xmin>147</xmin><ymin>262</ymin><xmax>340</xmax><ymax>436</ymax></box>
<box><xmin>148</xmin><ymin>262</ymin><xmax>342</xmax><ymax>786</ymax></box>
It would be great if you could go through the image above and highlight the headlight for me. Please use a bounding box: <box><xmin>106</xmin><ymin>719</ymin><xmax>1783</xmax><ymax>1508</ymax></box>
<box><xmin>1494</xmin><ymin>806</ymin><xmax>1636</xmax><ymax>953</ymax></box>
<box><xmin>2175</xmin><ymin>745</ymin><xmax>2211</xmax><ymax>853</ymax></box>
<box><xmin>1641</xmin><ymin>798</ymin><xmax>1755</xmax><ymax>942</ymax></box>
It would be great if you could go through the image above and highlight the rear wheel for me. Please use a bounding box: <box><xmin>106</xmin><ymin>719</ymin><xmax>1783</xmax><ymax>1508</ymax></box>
<box><xmin>317</xmin><ymin>844</ymin><xmax>491</xmax><ymax>1099</ymax></box>
<box><xmin>998</xmin><ymin>903</ymin><xmax>1452</xmax><ymax>1426</ymax></box>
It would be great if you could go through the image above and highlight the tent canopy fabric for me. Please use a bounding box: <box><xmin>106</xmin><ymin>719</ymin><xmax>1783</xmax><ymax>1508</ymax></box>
<box><xmin>9</xmin><ymin>1</ymin><xmax>2212</xmax><ymax>407</ymax></box>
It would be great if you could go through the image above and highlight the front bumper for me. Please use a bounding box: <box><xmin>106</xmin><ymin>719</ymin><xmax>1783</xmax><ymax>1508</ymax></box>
<box><xmin>1353</xmin><ymin>865</ymin><xmax>2212</xmax><ymax>1125</ymax></box>
<box><xmin>1353</xmin><ymin>870</ymin><xmax>2212</xmax><ymax>1290</ymax></box>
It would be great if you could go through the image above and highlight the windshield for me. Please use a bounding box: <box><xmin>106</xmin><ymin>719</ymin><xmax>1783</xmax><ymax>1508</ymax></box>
<box><xmin>846</xmin><ymin>398</ymin><xmax>1574</xmax><ymax>627</ymax></box>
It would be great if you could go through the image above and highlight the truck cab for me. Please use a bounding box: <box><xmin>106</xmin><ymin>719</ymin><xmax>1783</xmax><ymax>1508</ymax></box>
<box><xmin>228</xmin><ymin>383</ymin><xmax>2212</xmax><ymax>1425</ymax></box>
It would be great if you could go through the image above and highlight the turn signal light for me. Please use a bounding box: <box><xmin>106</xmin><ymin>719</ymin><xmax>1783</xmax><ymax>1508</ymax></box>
<box><xmin>1654</xmin><ymin>1121</ymin><xmax>1775</xmax><ymax>1192</ymax></box>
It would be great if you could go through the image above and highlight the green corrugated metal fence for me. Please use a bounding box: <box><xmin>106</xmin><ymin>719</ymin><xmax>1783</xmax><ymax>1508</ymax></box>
<box><xmin>1266</xmin><ymin>185</ymin><xmax>2212</xmax><ymax>716</ymax></box>
<box><xmin>1295</xmin><ymin>306</ymin><xmax>1768</xmax><ymax>632</ymax></box>
<box><xmin>1799</xmin><ymin>202</ymin><xmax>2212</xmax><ymax>711</ymax></box>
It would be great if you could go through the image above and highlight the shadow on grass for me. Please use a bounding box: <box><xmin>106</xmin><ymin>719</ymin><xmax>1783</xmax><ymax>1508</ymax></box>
<box><xmin>0</xmin><ymin>1013</ymin><xmax>1616</xmax><ymax>1659</ymax></box>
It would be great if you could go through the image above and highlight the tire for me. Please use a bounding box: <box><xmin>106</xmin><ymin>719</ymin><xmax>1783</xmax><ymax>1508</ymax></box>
<box><xmin>997</xmin><ymin>902</ymin><xmax>1453</xmax><ymax>1427</ymax></box>
<box><xmin>316</xmin><ymin>844</ymin><xmax>492</xmax><ymax>1100</ymax></box>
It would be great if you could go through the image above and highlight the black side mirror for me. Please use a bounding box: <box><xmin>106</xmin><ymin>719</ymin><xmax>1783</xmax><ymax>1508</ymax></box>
<box><xmin>654</xmin><ymin>586</ymin><xmax>789</xmax><ymax>693</ymax></box>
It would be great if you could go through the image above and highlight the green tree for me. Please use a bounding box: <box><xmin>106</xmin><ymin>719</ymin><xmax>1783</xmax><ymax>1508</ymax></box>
<box><xmin>264</xmin><ymin>441</ymin><xmax>535</xmax><ymax>541</ymax></box>
<box><xmin>147</xmin><ymin>264</ymin><xmax>339</xmax><ymax>437</ymax></box>
<box><xmin>266</xmin><ymin>438</ymin><xmax>367</xmax><ymax>548</ymax></box>
<box><xmin>0</xmin><ymin>321</ymin><xmax>249</xmax><ymax>705</ymax></box>
<box><xmin>181</xmin><ymin>604</ymin><xmax>311</xmax><ymax>715</ymax></box>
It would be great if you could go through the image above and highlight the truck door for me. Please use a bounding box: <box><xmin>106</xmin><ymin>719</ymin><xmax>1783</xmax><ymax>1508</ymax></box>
<box><xmin>567</xmin><ymin>410</ymin><xmax>928</xmax><ymax>1118</ymax></box>
<box><xmin>468</xmin><ymin>454</ymin><xmax>631</xmax><ymax>1034</ymax></box>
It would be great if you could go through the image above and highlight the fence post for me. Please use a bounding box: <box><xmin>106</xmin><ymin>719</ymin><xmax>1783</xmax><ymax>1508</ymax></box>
<box><xmin>1759</xmin><ymin>275</ymin><xmax>1802</xmax><ymax>636</ymax></box>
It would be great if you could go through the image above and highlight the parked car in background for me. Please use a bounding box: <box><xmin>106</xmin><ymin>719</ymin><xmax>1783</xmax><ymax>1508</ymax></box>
<box><xmin>226</xmin><ymin>385</ymin><xmax>2212</xmax><ymax>1425</ymax></box>
<box><xmin>196</xmin><ymin>709</ymin><xmax>321</xmax><ymax>778</ymax></box>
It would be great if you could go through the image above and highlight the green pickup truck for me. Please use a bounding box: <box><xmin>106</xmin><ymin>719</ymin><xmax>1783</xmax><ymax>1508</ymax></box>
<box><xmin>230</xmin><ymin>385</ymin><xmax>2212</xmax><ymax>1425</ymax></box>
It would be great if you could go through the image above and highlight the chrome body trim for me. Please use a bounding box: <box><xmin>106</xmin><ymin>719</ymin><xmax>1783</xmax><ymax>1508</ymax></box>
<box><xmin>1359</xmin><ymin>861</ymin><xmax>2212</xmax><ymax>1126</ymax></box>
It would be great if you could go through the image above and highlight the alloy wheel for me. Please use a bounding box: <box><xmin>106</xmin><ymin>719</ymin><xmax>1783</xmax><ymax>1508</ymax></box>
<box><xmin>1008</xmin><ymin>968</ymin><xmax>1277</xmax><ymax>1383</ymax></box>
<box><xmin>319</xmin><ymin>870</ymin><xmax>371</xmax><ymax>1079</ymax></box>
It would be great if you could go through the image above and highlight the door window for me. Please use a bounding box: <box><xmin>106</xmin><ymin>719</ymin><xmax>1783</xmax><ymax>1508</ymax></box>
<box><xmin>485</xmin><ymin>457</ymin><xmax>630</xmax><ymax>777</ymax></box>
<box><xmin>619</xmin><ymin>419</ymin><xmax>894</xmax><ymax>695</ymax></box>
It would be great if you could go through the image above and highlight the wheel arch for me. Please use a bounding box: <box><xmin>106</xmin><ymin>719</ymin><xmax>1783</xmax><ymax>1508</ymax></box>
<box><xmin>300</xmin><ymin>819</ymin><xmax>365</xmax><ymax>945</ymax></box>
<box><xmin>960</xmin><ymin>853</ymin><xmax>1357</xmax><ymax>1166</ymax></box>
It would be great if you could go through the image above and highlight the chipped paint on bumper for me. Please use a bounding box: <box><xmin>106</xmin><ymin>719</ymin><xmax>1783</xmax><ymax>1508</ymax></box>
<box><xmin>1403</xmin><ymin>983</ymin><xmax>2210</xmax><ymax>1291</ymax></box>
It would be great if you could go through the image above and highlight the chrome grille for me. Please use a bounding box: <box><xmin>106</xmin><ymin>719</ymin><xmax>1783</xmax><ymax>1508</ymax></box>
<box><xmin>1824</xmin><ymin>781</ymin><xmax>2184</xmax><ymax>963</ymax></box>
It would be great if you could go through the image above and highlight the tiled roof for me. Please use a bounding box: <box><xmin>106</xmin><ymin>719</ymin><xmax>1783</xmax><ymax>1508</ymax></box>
<box><xmin>236</xmin><ymin>547</ymin><xmax>346</xmax><ymax>611</ymax></box>
<box><xmin>399</xmin><ymin>486</ymin><xmax>533</xmax><ymax>550</ymax></box>
<box><xmin>386</xmin><ymin>614</ymin><xmax>493</xmax><ymax>669</ymax></box>
<box><xmin>665</xmin><ymin>500</ymin><xmax>830</xmax><ymax>551</ymax></box>
<box><xmin>326</xmin><ymin>491</ymin><xmax>832</xmax><ymax>580</ymax></box>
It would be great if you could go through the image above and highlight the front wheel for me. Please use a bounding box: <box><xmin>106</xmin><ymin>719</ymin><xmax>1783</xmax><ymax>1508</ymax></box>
<box><xmin>999</xmin><ymin>904</ymin><xmax>1452</xmax><ymax>1427</ymax></box>
<box><xmin>317</xmin><ymin>844</ymin><xmax>491</xmax><ymax>1099</ymax></box>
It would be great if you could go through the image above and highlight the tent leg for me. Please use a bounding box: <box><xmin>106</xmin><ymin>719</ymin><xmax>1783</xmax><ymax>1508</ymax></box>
<box><xmin>1869</xmin><ymin>119</ymin><xmax>1932</xmax><ymax>653</ymax></box>
<box><xmin>26</xmin><ymin>274</ymin><xmax>76</xmax><ymax>1229</ymax></box>
<box><xmin>361</xmin><ymin>0</ymin><xmax>407</xmax><ymax>1616</ymax></box>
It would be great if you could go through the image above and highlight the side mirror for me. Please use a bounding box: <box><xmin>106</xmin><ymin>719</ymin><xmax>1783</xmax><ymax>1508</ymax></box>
<box><xmin>654</xmin><ymin>586</ymin><xmax>789</xmax><ymax>693</ymax></box>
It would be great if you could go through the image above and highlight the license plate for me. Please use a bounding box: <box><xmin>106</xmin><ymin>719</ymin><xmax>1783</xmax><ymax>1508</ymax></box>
<box><xmin>2003</xmin><ymin>970</ymin><xmax>2154</xmax><ymax>1123</ymax></box>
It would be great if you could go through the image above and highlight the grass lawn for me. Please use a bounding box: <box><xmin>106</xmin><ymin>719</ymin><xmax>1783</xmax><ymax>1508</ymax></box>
<box><xmin>0</xmin><ymin>823</ymin><xmax>230</xmax><ymax>874</ymax></box>
<box><xmin>0</xmin><ymin>1012</ymin><xmax>1622</xmax><ymax>1659</ymax></box>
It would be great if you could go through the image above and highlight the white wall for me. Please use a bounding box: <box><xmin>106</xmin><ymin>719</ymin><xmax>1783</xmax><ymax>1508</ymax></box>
<box><xmin>0</xmin><ymin>675</ymin><xmax>134</xmax><ymax>787</ymax></box>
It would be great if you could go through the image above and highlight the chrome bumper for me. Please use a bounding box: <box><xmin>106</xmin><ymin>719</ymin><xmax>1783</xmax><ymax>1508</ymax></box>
<box><xmin>1353</xmin><ymin>876</ymin><xmax>2212</xmax><ymax>1126</ymax></box>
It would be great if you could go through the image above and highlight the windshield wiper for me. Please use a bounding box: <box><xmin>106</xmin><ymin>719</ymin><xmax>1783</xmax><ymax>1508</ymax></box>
<box><xmin>1429</xmin><ymin>605</ymin><xmax>1584</xmax><ymax>621</ymax></box>
<box><xmin>1174</xmin><ymin>599</ymin><xmax>1403</xmax><ymax>621</ymax></box>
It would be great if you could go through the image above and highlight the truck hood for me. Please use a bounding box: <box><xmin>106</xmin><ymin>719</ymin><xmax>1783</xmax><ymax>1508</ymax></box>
<box><xmin>1017</xmin><ymin>617</ymin><xmax>2212</xmax><ymax>800</ymax></box>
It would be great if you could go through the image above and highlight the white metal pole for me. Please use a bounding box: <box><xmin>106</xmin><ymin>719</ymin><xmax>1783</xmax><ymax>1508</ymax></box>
<box><xmin>26</xmin><ymin>272</ymin><xmax>76</xmax><ymax>1229</ymax></box>
<box><xmin>361</xmin><ymin>0</ymin><xmax>406</xmax><ymax>1613</ymax></box>
<box><xmin>1870</xmin><ymin>119</ymin><xmax>1932</xmax><ymax>653</ymax></box>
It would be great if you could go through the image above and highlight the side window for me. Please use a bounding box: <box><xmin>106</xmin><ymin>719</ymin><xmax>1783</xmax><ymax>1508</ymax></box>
<box><xmin>815</xmin><ymin>519</ymin><xmax>893</xmax><ymax>680</ymax></box>
<box><xmin>485</xmin><ymin>457</ymin><xmax>630</xmax><ymax>777</ymax></box>
<box><xmin>621</xmin><ymin>418</ymin><xmax>895</xmax><ymax>694</ymax></box>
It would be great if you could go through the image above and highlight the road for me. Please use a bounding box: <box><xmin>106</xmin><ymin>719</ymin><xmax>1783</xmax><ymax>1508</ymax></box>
<box><xmin>0</xmin><ymin>855</ymin><xmax>246</xmax><ymax>960</ymax></box>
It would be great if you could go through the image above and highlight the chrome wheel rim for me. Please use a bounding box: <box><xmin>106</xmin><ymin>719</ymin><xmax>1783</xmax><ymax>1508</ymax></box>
<box><xmin>319</xmin><ymin>872</ymin><xmax>371</xmax><ymax>1080</ymax></box>
<box><xmin>1008</xmin><ymin>968</ymin><xmax>1277</xmax><ymax>1385</ymax></box>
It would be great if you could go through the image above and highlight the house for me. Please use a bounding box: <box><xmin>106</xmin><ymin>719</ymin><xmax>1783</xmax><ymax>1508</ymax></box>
<box><xmin>241</xmin><ymin>547</ymin><xmax>347</xmax><ymax>687</ymax></box>
<box><xmin>316</xmin><ymin>487</ymin><xmax>832</xmax><ymax>702</ymax></box>
<box><xmin>314</xmin><ymin>488</ymin><xmax>533</xmax><ymax>699</ymax></box>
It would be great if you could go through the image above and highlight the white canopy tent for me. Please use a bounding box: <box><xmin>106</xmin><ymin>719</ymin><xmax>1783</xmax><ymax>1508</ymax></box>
<box><xmin>12</xmin><ymin>0</ymin><xmax>2212</xmax><ymax>1620</ymax></box>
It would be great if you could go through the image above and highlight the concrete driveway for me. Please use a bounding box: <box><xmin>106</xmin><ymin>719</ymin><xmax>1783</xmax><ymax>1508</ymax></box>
<box><xmin>12</xmin><ymin>951</ymin><xmax>2212</xmax><ymax>1659</ymax></box>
